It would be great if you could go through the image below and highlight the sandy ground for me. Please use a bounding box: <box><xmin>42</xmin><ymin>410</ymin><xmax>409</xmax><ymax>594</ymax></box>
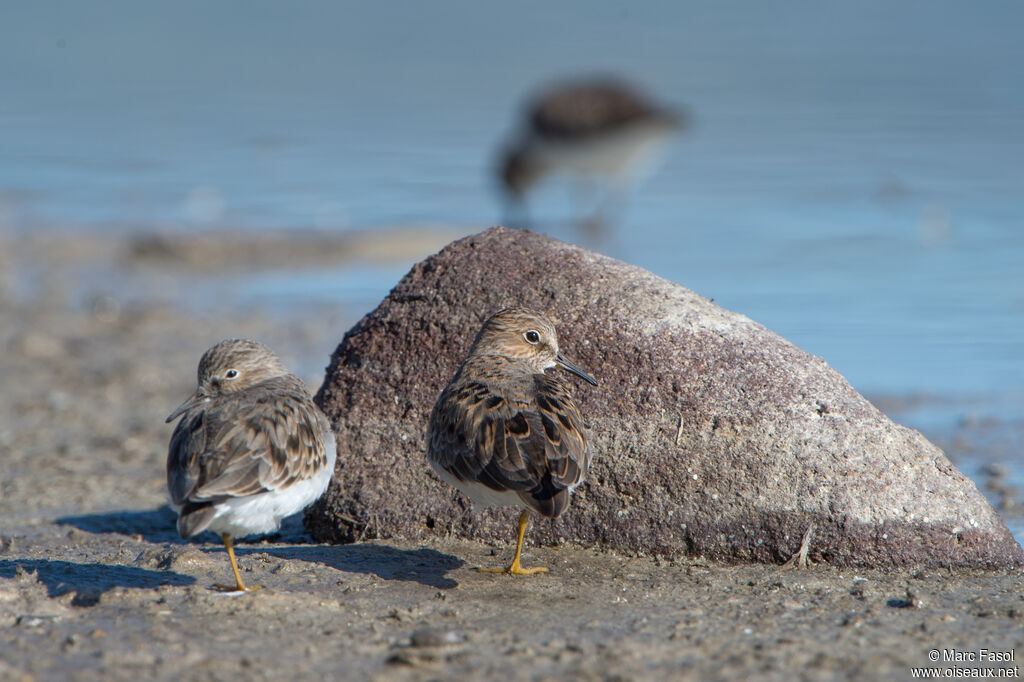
<box><xmin>1</xmin><ymin>229</ymin><xmax>1022</xmax><ymax>681</ymax></box>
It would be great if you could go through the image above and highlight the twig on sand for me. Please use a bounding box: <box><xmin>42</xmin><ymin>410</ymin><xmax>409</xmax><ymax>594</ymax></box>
<box><xmin>783</xmin><ymin>523</ymin><xmax>816</xmax><ymax>569</ymax></box>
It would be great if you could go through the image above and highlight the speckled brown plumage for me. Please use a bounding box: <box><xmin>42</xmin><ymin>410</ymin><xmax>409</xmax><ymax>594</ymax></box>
<box><xmin>426</xmin><ymin>308</ymin><xmax>596</xmax><ymax>574</ymax></box>
<box><xmin>499</xmin><ymin>78</ymin><xmax>684</xmax><ymax>201</ymax></box>
<box><xmin>166</xmin><ymin>339</ymin><xmax>335</xmax><ymax>591</ymax></box>
<box><xmin>528</xmin><ymin>80</ymin><xmax>679</xmax><ymax>141</ymax></box>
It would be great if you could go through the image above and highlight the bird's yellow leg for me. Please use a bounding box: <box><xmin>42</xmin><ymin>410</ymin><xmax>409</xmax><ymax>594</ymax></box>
<box><xmin>212</xmin><ymin>533</ymin><xmax>263</xmax><ymax>592</ymax></box>
<box><xmin>476</xmin><ymin>510</ymin><xmax>548</xmax><ymax>575</ymax></box>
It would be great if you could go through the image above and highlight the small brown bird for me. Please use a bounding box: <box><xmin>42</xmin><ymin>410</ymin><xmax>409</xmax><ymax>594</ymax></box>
<box><xmin>498</xmin><ymin>77</ymin><xmax>684</xmax><ymax>213</ymax></box>
<box><xmin>166</xmin><ymin>339</ymin><xmax>336</xmax><ymax>592</ymax></box>
<box><xmin>427</xmin><ymin>308</ymin><xmax>597</xmax><ymax>575</ymax></box>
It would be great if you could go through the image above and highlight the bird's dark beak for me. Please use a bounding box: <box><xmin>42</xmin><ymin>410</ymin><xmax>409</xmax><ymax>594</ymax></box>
<box><xmin>555</xmin><ymin>353</ymin><xmax>598</xmax><ymax>386</ymax></box>
<box><xmin>165</xmin><ymin>392</ymin><xmax>208</xmax><ymax>423</ymax></box>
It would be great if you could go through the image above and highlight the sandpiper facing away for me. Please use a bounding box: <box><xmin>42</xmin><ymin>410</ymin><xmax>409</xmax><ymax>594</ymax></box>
<box><xmin>498</xmin><ymin>77</ymin><xmax>684</xmax><ymax>221</ymax></box>
<box><xmin>166</xmin><ymin>339</ymin><xmax>336</xmax><ymax>592</ymax></box>
<box><xmin>427</xmin><ymin>308</ymin><xmax>597</xmax><ymax>575</ymax></box>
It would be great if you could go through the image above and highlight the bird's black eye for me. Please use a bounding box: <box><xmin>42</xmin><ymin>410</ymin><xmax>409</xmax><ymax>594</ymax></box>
<box><xmin>225</xmin><ymin>369</ymin><xmax>239</xmax><ymax>379</ymax></box>
<box><xmin>524</xmin><ymin>330</ymin><xmax>540</xmax><ymax>344</ymax></box>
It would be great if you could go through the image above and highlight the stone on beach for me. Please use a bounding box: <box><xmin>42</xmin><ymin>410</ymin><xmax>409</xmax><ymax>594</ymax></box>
<box><xmin>306</xmin><ymin>227</ymin><xmax>1022</xmax><ymax>569</ymax></box>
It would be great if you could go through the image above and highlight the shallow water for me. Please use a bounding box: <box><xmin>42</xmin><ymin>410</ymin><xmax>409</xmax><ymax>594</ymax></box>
<box><xmin>1</xmin><ymin>3</ymin><xmax>1022</xmax><ymax>520</ymax></box>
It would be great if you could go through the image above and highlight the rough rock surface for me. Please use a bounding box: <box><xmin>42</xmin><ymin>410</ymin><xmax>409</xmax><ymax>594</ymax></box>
<box><xmin>307</xmin><ymin>227</ymin><xmax>1023</xmax><ymax>568</ymax></box>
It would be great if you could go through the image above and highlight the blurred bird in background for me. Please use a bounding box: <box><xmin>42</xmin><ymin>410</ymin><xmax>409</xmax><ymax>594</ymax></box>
<box><xmin>497</xmin><ymin>76</ymin><xmax>686</xmax><ymax>231</ymax></box>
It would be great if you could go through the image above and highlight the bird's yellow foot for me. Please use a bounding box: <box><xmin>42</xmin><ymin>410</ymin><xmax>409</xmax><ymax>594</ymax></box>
<box><xmin>211</xmin><ymin>582</ymin><xmax>263</xmax><ymax>593</ymax></box>
<box><xmin>475</xmin><ymin>560</ymin><xmax>549</xmax><ymax>575</ymax></box>
<box><xmin>476</xmin><ymin>511</ymin><xmax>549</xmax><ymax>574</ymax></box>
<box><xmin>510</xmin><ymin>565</ymin><xmax>548</xmax><ymax>575</ymax></box>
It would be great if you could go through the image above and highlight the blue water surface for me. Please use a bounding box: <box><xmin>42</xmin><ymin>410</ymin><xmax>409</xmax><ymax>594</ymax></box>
<box><xmin>2</xmin><ymin>3</ymin><xmax>1022</xmax><ymax>501</ymax></box>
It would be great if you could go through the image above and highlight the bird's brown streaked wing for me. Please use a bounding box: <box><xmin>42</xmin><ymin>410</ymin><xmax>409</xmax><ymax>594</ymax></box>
<box><xmin>168</xmin><ymin>383</ymin><xmax>330</xmax><ymax>506</ymax></box>
<box><xmin>529</xmin><ymin>373</ymin><xmax>592</xmax><ymax>483</ymax></box>
<box><xmin>167</xmin><ymin>408</ymin><xmax>209</xmax><ymax>507</ymax></box>
<box><xmin>428</xmin><ymin>376</ymin><xmax>590</xmax><ymax>516</ymax></box>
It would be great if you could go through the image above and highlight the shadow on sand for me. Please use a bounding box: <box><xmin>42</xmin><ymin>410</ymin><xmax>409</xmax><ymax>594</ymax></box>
<box><xmin>56</xmin><ymin>506</ymin><xmax>184</xmax><ymax>544</ymax></box>
<box><xmin>0</xmin><ymin>559</ymin><xmax>195</xmax><ymax>604</ymax></box>
<box><xmin>56</xmin><ymin>506</ymin><xmax>313</xmax><ymax>545</ymax></box>
<box><xmin>263</xmin><ymin>544</ymin><xmax>465</xmax><ymax>590</ymax></box>
<box><xmin>55</xmin><ymin>508</ymin><xmax>463</xmax><ymax>589</ymax></box>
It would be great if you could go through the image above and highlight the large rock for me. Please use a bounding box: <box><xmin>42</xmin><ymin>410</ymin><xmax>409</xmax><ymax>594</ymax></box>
<box><xmin>307</xmin><ymin>227</ymin><xmax>1022</xmax><ymax>568</ymax></box>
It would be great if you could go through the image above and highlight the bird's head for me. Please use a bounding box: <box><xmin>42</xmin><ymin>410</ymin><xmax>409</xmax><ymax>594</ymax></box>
<box><xmin>469</xmin><ymin>307</ymin><xmax>597</xmax><ymax>385</ymax></box>
<box><xmin>166</xmin><ymin>339</ymin><xmax>288</xmax><ymax>422</ymax></box>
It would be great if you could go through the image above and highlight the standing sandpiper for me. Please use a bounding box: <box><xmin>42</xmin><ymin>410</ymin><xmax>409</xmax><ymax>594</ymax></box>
<box><xmin>498</xmin><ymin>77</ymin><xmax>684</xmax><ymax>223</ymax></box>
<box><xmin>427</xmin><ymin>308</ymin><xmax>597</xmax><ymax>575</ymax></box>
<box><xmin>166</xmin><ymin>339</ymin><xmax>336</xmax><ymax>593</ymax></box>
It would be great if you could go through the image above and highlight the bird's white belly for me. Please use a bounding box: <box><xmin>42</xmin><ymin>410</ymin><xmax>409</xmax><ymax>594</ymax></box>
<box><xmin>206</xmin><ymin>432</ymin><xmax>337</xmax><ymax>538</ymax></box>
<box><xmin>535</xmin><ymin>123</ymin><xmax>674</xmax><ymax>180</ymax></box>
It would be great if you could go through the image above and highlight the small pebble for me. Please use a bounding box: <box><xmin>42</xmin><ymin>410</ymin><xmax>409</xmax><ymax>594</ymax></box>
<box><xmin>410</xmin><ymin>626</ymin><xmax>462</xmax><ymax>648</ymax></box>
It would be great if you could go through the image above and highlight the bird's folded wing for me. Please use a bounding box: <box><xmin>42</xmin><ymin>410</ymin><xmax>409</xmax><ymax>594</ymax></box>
<box><xmin>530</xmin><ymin>83</ymin><xmax>657</xmax><ymax>139</ymax></box>
<box><xmin>167</xmin><ymin>391</ymin><xmax>329</xmax><ymax>504</ymax></box>
<box><xmin>430</xmin><ymin>376</ymin><xmax>589</xmax><ymax>497</ymax></box>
